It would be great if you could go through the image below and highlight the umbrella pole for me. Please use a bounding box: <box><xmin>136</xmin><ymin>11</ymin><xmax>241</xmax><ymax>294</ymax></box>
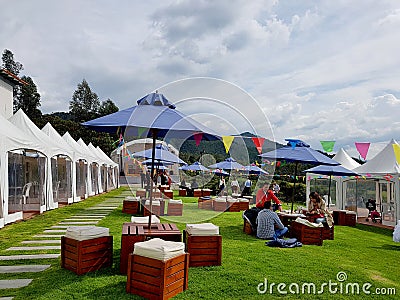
<box><xmin>327</xmin><ymin>174</ymin><xmax>332</xmax><ymax>208</ymax></box>
<box><xmin>291</xmin><ymin>162</ymin><xmax>298</xmax><ymax>213</ymax></box>
<box><xmin>148</xmin><ymin>129</ymin><xmax>157</xmax><ymax>230</ymax></box>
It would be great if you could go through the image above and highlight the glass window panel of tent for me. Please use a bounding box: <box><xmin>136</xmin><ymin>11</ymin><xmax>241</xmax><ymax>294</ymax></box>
<box><xmin>8</xmin><ymin>150</ymin><xmax>24</xmax><ymax>214</ymax></box>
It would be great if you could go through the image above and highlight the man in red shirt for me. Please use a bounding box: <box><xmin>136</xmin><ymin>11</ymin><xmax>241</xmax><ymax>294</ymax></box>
<box><xmin>256</xmin><ymin>183</ymin><xmax>282</xmax><ymax>211</ymax></box>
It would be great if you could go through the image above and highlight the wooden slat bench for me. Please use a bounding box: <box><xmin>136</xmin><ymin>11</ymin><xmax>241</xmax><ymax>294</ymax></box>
<box><xmin>120</xmin><ymin>223</ymin><xmax>182</xmax><ymax>274</ymax></box>
<box><xmin>126</xmin><ymin>253</ymin><xmax>189</xmax><ymax>299</ymax></box>
<box><xmin>61</xmin><ymin>236</ymin><xmax>113</xmax><ymax>275</ymax></box>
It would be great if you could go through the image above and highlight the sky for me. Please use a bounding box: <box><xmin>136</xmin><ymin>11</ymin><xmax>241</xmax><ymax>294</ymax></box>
<box><xmin>1</xmin><ymin>0</ymin><xmax>400</xmax><ymax>160</ymax></box>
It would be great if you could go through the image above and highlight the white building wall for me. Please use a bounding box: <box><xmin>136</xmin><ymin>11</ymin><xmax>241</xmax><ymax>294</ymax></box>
<box><xmin>0</xmin><ymin>79</ymin><xmax>13</xmax><ymax>119</ymax></box>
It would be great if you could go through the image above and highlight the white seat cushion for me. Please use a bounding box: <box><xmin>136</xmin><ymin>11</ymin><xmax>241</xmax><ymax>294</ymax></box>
<box><xmin>186</xmin><ymin>223</ymin><xmax>219</xmax><ymax>236</ymax></box>
<box><xmin>145</xmin><ymin>200</ymin><xmax>160</xmax><ymax>206</ymax></box>
<box><xmin>125</xmin><ymin>196</ymin><xmax>140</xmax><ymax>201</ymax></box>
<box><xmin>227</xmin><ymin>199</ymin><xmax>239</xmax><ymax>203</ymax></box>
<box><xmin>214</xmin><ymin>198</ymin><xmax>227</xmax><ymax>203</ymax></box>
<box><xmin>65</xmin><ymin>226</ymin><xmax>109</xmax><ymax>241</ymax></box>
<box><xmin>238</xmin><ymin>198</ymin><xmax>250</xmax><ymax>202</ymax></box>
<box><xmin>130</xmin><ymin>215</ymin><xmax>160</xmax><ymax>224</ymax></box>
<box><xmin>169</xmin><ymin>199</ymin><xmax>182</xmax><ymax>204</ymax></box>
<box><xmin>133</xmin><ymin>238</ymin><xmax>185</xmax><ymax>261</ymax></box>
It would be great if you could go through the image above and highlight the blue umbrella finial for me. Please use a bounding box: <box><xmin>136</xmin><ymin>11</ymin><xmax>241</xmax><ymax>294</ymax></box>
<box><xmin>137</xmin><ymin>92</ymin><xmax>176</xmax><ymax>109</ymax></box>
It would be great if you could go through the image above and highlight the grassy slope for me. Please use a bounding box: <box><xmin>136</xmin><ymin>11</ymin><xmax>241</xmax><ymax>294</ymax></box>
<box><xmin>0</xmin><ymin>187</ymin><xmax>399</xmax><ymax>299</ymax></box>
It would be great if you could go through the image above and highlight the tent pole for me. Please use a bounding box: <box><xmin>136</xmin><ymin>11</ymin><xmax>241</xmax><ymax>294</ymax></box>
<box><xmin>327</xmin><ymin>174</ymin><xmax>332</xmax><ymax>208</ymax></box>
<box><xmin>147</xmin><ymin>129</ymin><xmax>157</xmax><ymax>230</ymax></box>
<box><xmin>291</xmin><ymin>162</ymin><xmax>298</xmax><ymax>213</ymax></box>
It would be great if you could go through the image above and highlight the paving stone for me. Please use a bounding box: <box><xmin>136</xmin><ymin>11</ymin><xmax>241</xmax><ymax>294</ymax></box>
<box><xmin>7</xmin><ymin>246</ymin><xmax>60</xmax><ymax>251</ymax></box>
<box><xmin>33</xmin><ymin>235</ymin><xmax>63</xmax><ymax>238</ymax></box>
<box><xmin>21</xmin><ymin>240</ymin><xmax>61</xmax><ymax>244</ymax></box>
<box><xmin>0</xmin><ymin>265</ymin><xmax>51</xmax><ymax>273</ymax></box>
<box><xmin>43</xmin><ymin>230</ymin><xmax>66</xmax><ymax>233</ymax></box>
<box><xmin>0</xmin><ymin>254</ymin><xmax>60</xmax><ymax>261</ymax></box>
<box><xmin>86</xmin><ymin>207</ymin><xmax>115</xmax><ymax>210</ymax></box>
<box><xmin>0</xmin><ymin>297</ymin><xmax>14</xmax><ymax>300</ymax></box>
<box><xmin>0</xmin><ymin>279</ymin><xmax>32</xmax><ymax>289</ymax></box>
<box><xmin>59</xmin><ymin>221</ymin><xmax>98</xmax><ymax>225</ymax></box>
<box><xmin>63</xmin><ymin>218</ymin><xmax>103</xmax><ymax>221</ymax></box>
<box><xmin>71</xmin><ymin>215</ymin><xmax>107</xmax><ymax>218</ymax></box>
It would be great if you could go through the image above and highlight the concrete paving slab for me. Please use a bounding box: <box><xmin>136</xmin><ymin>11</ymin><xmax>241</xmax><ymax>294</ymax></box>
<box><xmin>0</xmin><ymin>254</ymin><xmax>60</xmax><ymax>261</ymax></box>
<box><xmin>86</xmin><ymin>207</ymin><xmax>115</xmax><ymax>210</ymax></box>
<box><xmin>33</xmin><ymin>235</ymin><xmax>63</xmax><ymax>238</ymax></box>
<box><xmin>0</xmin><ymin>265</ymin><xmax>51</xmax><ymax>273</ymax></box>
<box><xmin>0</xmin><ymin>297</ymin><xmax>14</xmax><ymax>300</ymax></box>
<box><xmin>0</xmin><ymin>279</ymin><xmax>32</xmax><ymax>289</ymax></box>
<box><xmin>43</xmin><ymin>230</ymin><xmax>66</xmax><ymax>233</ymax></box>
<box><xmin>63</xmin><ymin>218</ymin><xmax>102</xmax><ymax>221</ymax></box>
<box><xmin>21</xmin><ymin>240</ymin><xmax>61</xmax><ymax>244</ymax></box>
<box><xmin>59</xmin><ymin>221</ymin><xmax>98</xmax><ymax>225</ymax></box>
<box><xmin>7</xmin><ymin>246</ymin><xmax>60</xmax><ymax>251</ymax></box>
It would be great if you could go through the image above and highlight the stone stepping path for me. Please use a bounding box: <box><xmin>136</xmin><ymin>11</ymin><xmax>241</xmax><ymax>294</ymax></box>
<box><xmin>33</xmin><ymin>234</ymin><xmax>63</xmax><ymax>238</ymax></box>
<box><xmin>0</xmin><ymin>254</ymin><xmax>60</xmax><ymax>261</ymax></box>
<box><xmin>7</xmin><ymin>246</ymin><xmax>60</xmax><ymax>251</ymax></box>
<box><xmin>0</xmin><ymin>265</ymin><xmax>51</xmax><ymax>274</ymax></box>
<box><xmin>0</xmin><ymin>279</ymin><xmax>32</xmax><ymax>289</ymax></box>
<box><xmin>21</xmin><ymin>240</ymin><xmax>61</xmax><ymax>244</ymax></box>
<box><xmin>0</xmin><ymin>193</ymin><xmax>124</xmax><ymax>297</ymax></box>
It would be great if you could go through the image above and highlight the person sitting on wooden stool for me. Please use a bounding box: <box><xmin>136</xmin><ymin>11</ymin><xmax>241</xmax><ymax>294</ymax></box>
<box><xmin>255</xmin><ymin>183</ymin><xmax>282</xmax><ymax>212</ymax></box>
<box><xmin>256</xmin><ymin>201</ymin><xmax>288</xmax><ymax>240</ymax></box>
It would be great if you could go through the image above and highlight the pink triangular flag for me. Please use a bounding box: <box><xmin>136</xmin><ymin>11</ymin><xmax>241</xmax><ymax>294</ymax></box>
<box><xmin>355</xmin><ymin>142</ymin><xmax>370</xmax><ymax>160</ymax></box>
<box><xmin>251</xmin><ymin>137</ymin><xmax>265</xmax><ymax>154</ymax></box>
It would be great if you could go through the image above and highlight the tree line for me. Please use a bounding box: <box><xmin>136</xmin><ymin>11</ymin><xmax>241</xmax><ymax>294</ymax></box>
<box><xmin>1</xmin><ymin>49</ymin><xmax>118</xmax><ymax>154</ymax></box>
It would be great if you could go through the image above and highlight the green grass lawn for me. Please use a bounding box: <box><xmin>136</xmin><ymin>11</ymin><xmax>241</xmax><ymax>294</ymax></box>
<box><xmin>0</xmin><ymin>187</ymin><xmax>399</xmax><ymax>299</ymax></box>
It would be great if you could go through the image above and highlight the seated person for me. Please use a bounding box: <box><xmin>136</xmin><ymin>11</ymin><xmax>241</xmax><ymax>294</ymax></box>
<box><xmin>366</xmin><ymin>198</ymin><xmax>376</xmax><ymax>212</ymax></box>
<box><xmin>191</xmin><ymin>179</ymin><xmax>199</xmax><ymax>190</ymax></box>
<box><xmin>179</xmin><ymin>178</ymin><xmax>188</xmax><ymax>189</ymax></box>
<box><xmin>255</xmin><ymin>183</ymin><xmax>282</xmax><ymax>211</ymax></box>
<box><xmin>308</xmin><ymin>191</ymin><xmax>333</xmax><ymax>227</ymax></box>
<box><xmin>256</xmin><ymin>201</ymin><xmax>288</xmax><ymax>240</ymax></box>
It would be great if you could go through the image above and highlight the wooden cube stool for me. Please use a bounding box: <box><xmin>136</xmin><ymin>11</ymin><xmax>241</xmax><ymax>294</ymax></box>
<box><xmin>333</xmin><ymin>210</ymin><xmax>347</xmax><ymax>225</ymax></box>
<box><xmin>122</xmin><ymin>197</ymin><xmax>140</xmax><ymax>215</ymax></box>
<box><xmin>179</xmin><ymin>189</ymin><xmax>187</xmax><ymax>196</ymax></box>
<box><xmin>227</xmin><ymin>199</ymin><xmax>240</xmax><ymax>212</ymax></box>
<box><xmin>193</xmin><ymin>189</ymin><xmax>202</xmax><ymax>197</ymax></box>
<box><xmin>198</xmin><ymin>197</ymin><xmax>213</xmax><ymax>210</ymax></box>
<box><xmin>61</xmin><ymin>236</ymin><xmax>113</xmax><ymax>275</ymax></box>
<box><xmin>289</xmin><ymin>221</ymin><xmax>323</xmax><ymax>246</ymax></box>
<box><xmin>213</xmin><ymin>199</ymin><xmax>227</xmax><ymax>212</ymax></box>
<box><xmin>238</xmin><ymin>199</ymin><xmax>250</xmax><ymax>211</ymax></box>
<box><xmin>163</xmin><ymin>189</ymin><xmax>173</xmax><ymax>199</ymax></box>
<box><xmin>184</xmin><ymin>223</ymin><xmax>221</xmax><ymax>267</ymax></box>
<box><xmin>201</xmin><ymin>189</ymin><xmax>212</xmax><ymax>197</ymax></box>
<box><xmin>136</xmin><ymin>189</ymin><xmax>146</xmax><ymax>198</ymax></box>
<box><xmin>126</xmin><ymin>239</ymin><xmax>189</xmax><ymax>300</ymax></box>
<box><xmin>345</xmin><ymin>211</ymin><xmax>356</xmax><ymax>226</ymax></box>
<box><xmin>167</xmin><ymin>200</ymin><xmax>183</xmax><ymax>216</ymax></box>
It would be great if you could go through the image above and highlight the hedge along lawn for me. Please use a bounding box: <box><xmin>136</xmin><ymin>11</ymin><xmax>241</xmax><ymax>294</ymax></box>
<box><xmin>0</xmin><ymin>187</ymin><xmax>399</xmax><ymax>299</ymax></box>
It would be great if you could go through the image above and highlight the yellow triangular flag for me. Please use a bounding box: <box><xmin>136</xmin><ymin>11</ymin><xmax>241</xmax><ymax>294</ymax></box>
<box><xmin>222</xmin><ymin>136</ymin><xmax>234</xmax><ymax>153</ymax></box>
<box><xmin>393</xmin><ymin>144</ymin><xmax>400</xmax><ymax>164</ymax></box>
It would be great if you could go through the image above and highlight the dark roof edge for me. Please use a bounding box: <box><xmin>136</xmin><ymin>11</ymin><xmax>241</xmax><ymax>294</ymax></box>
<box><xmin>0</xmin><ymin>68</ymin><xmax>27</xmax><ymax>86</ymax></box>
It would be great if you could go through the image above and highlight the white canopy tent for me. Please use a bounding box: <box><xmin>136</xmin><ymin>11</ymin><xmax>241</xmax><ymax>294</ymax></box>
<box><xmin>9</xmin><ymin>109</ymin><xmax>72</xmax><ymax>212</ymax></box>
<box><xmin>63</xmin><ymin>132</ymin><xmax>90</xmax><ymax>201</ymax></box>
<box><xmin>87</xmin><ymin>142</ymin><xmax>105</xmax><ymax>194</ymax></box>
<box><xmin>96</xmin><ymin>146</ymin><xmax>118</xmax><ymax>190</ymax></box>
<box><xmin>0</xmin><ymin>113</ymin><xmax>47</xmax><ymax>227</ymax></box>
<box><xmin>352</xmin><ymin>139</ymin><xmax>400</xmax><ymax>226</ymax></box>
<box><xmin>41</xmin><ymin>123</ymin><xmax>78</xmax><ymax>204</ymax></box>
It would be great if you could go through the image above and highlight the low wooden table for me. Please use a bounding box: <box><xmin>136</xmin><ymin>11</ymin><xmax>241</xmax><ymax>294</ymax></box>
<box><xmin>120</xmin><ymin>222</ymin><xmax>182</xmax><ymax>274</ymax></box>
<box><xmin>278</xmin><ymin>213</ymin><xmax>306</xmax><ymax>227</ymax></box>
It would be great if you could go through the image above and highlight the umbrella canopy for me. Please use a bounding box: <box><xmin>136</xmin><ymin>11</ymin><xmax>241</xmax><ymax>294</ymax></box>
<box><xmin>208</xmin><ymin>157</ymin><xmax>244</xmax><ymax>170</ymax></box>
<box><xmin>304</xmin><ymin>164</ymin><xmax>358</xmax><ymax>207</ymax></box>
<box><xmin>260</xmin><ymin>139</ymin><xmax>339</xmax><ymax>212</ymax></box>
<box><xmin>133</xmin><ymin>144</ymin><xmax>187</xmax><ymax>165</ymax></box>
<box><xmin>242</xmin><ymin>164</ymin><xmax>269</xmax><ymax>175</ymax></box>
<box><xmin>82</xmin><ymin>92</ymin><xmax>220</xmax><ymax>227</ymax></box>
<box><xmin>181</xmin><ymin>161</ymin><xmax>210</xmax><ymax>172</ymax></box>
<box><xmin>211</xmin><ymin>169</ymin><xmax>230</xmax><ymax>176</ymax></box>
<box><xmin>142</xmin><ymin>158</ymin><xmax>174</xmax><ymax>166</ymax></box>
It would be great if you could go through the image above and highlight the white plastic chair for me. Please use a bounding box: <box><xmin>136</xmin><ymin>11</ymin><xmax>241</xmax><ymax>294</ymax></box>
<box><xmin>22</xmin><ymin>182</ymin><xmax>32</xmax><ymax>204</ymax></box>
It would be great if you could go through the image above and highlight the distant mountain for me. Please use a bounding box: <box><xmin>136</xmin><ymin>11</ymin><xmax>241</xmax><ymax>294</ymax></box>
<box><xmin>170</xmin><ymin>132</ymin><xmax>283</xmax><ymax>164</ymax></box>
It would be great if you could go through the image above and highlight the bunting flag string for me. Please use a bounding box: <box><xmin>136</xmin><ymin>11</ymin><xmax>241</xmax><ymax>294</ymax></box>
<box><xmin>320</xmin><ymin>140</ymin><xmax>335</xmax><ymax>152</ymax></box>
<box><xmin>355</xmin><ymin>142</ymin><xmax>370</xmax><ymax>160</ymax></box>
<box><xmin>251</xmin><ymin>137</ymin><xmax>265</xmax><ymax>154</ymax></box>
<box><xmin>222</xmin><ymin>136</ymin><xmax>234</xmax><ymax>153</ymax></box>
